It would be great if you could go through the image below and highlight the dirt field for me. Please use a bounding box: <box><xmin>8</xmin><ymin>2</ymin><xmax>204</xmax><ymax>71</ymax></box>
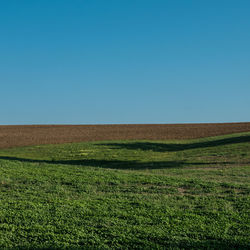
<box><xmin>0</xmin><ymin>122</ymin><xmax>250</xmax><ymax>149</ymax></box>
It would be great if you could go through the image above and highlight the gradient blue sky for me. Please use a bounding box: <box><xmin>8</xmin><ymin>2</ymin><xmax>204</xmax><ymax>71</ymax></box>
<box><xmin>1</xmin><ymin>0</ymin><xmax>249</xmax><ymax>125</ymax></box>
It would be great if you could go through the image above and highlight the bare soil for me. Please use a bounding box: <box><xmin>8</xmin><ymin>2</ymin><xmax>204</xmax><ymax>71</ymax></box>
<box><xmin>0</xmin><ymin>122</ymin><xmax>250</xmax><ymax>149</ymax></box>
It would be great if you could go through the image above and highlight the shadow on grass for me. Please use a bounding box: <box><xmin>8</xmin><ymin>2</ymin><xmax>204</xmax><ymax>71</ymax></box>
<box><xmin>7</xmin><ymin>238</ymin><xmax>250</xmax><ymax>249</ymax></box>
<box><xmin>0</xmin><ymin>156</ymin><xmax>237</xmax><ymax>170</ymax></box>
<box><xmin>99</xmin><ymin>135</ymin><xmax>250</xmax><ymax>152</ymax></box>
<box><xmin>172</xmin><ymin>238</ymin><xmax>249</xmax><ymax>250</ymax></box>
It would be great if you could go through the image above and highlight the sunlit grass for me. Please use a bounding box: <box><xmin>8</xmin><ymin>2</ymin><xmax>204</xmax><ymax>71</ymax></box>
<box><xmin>0</xmin><ymin>132</ymin><xmax>249</xmax><ymax>249</ymax></box>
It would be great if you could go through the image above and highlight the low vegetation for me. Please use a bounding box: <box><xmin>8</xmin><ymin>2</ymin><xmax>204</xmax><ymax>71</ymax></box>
<box><xmin>0</xmin><ymin>132</ymin><xmax>249</xmax><ymax>249</ymax></box>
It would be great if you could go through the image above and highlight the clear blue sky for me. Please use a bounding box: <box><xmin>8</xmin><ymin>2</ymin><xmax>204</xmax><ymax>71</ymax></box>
<box><xmin>1</xmin><ymin>0</ymin><xmax>249</xmax><ymax>125</ymax></box>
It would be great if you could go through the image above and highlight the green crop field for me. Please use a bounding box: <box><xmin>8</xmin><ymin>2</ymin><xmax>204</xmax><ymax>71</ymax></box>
<box><xmin>0</xmin><ymin>132</ymin><xmax>250</xmax><ymax>249</ymax></box>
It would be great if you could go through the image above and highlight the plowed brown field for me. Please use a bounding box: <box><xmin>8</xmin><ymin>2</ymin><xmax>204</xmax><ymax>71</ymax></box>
<box><xmin>0</xmin><ymin>123</ymin><xmax>250</xmax><ymax>149</ymax></box>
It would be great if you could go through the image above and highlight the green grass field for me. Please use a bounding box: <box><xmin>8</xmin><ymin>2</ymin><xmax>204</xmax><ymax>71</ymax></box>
<box><xmin>0</xmin><ymin>133</ymin><xmax>250</xmax><ymax>249</ymax></box>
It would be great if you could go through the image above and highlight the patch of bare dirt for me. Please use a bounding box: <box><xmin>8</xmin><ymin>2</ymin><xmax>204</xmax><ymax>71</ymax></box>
<box><xmin>0</xmin><ymin>122</ymin><xmax>249</xmax><ymax>149</ymax></box>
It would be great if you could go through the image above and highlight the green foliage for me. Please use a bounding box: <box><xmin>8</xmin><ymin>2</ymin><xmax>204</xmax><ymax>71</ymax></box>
<box><xmin>0</xmin><ymin>133</ymin><xmax>250</xmax><ymax>249</ymax></box>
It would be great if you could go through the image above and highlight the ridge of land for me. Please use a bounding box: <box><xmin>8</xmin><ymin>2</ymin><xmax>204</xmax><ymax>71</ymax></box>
<box><xmin>0</xmin><ymin>122</ymin><xmax>250</xmax><ymax>149</ymax></box>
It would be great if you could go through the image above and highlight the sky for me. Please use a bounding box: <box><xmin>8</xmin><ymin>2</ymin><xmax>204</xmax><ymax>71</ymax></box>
<box><xmin>0</xmin><ymin>0</ymin><xmax>249</xmax><ymax>125</ymax></box>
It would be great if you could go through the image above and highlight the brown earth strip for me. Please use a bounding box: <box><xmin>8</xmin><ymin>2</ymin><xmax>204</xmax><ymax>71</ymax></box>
<box><xmin>0</xmin><ymin>123</ymin><xmax>250</xmax><ymax>149</ymax></box>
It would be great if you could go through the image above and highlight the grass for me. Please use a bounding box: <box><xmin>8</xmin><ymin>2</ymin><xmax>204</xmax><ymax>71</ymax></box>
<box><xmin>0</xmin><ymin>132</ymin><xmax>249</xmax><ymax>249</ymax></box>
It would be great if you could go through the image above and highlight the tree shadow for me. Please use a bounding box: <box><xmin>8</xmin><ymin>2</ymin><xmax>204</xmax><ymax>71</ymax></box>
<box><xmin>0</xmin><ymin>156</ymin><xmax>235</xmax><ymax>170</ymax></box>
<box><xmin>99</xmin><ymin>135</ymin><xmax>250</xmax><ymax>152</ymax></box>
